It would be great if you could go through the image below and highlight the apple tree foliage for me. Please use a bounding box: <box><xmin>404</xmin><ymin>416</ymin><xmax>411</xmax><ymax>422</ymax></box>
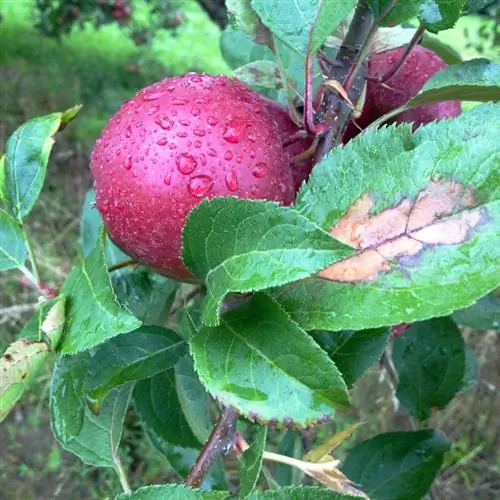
<box><xmin>1</xmin><ymin>1</ymin><xmax>500</xmax><ymax>499</ymax></box>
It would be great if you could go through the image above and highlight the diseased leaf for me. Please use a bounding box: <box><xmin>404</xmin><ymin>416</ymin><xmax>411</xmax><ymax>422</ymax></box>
<box><xmin>84</xmin><ymin>326</ymin><xmax>187</xmax><ymax>402</ymax></box>
<box><xmin>58</xmin><ymin>231</ymin><xmax>141</xmax><ymax>354</ymax></box>
<box><xmin>116</xmin><ymin>484</ymin><xmax>228</xmax><ymax>499</ymax></box>
<box><xmin>392</xmin><ymin>318</ymin><xmax>466</xmax><ymax>420</ymax></box>
<box><xmin>342</xmin><ymin>430</ymin><xmax>450</xmax><ymax>500</ymax></box>
<box><xmin>183</xmin><ymin>198</ymin><xmax>352</xmax><ymax>326</ymax></box>
<box><xmin>251</xmin><ymin>0</ymin><xmax>355</xmax><ymax>56</ymax></box>
<box><xmin>311</xmin><ymin>329</ymin><xmax>389</xmax><ymax>385</ymax></box>
<box><xmin>453</xmin><ymin>291</ymin><xmax>500</xmax><ymax>330</ymax></box>
<box><xmin>1</xmin><ymin>339</ymin><xmax>49</xmax><ymax>422</ymax></box>
<box><xmin>112</xmin><ymin>266</ymin><xmax>178</xmax><ymax>325</ymax></box>
<box><xmin>50</xmin><ymin>352</ymin><xmax>132</xmax><ymax>468</ymax></box>
<box><xmin>81</xmin><ymin>189</ymin><xmax>129</xmax><ymax>262</ymax></box>
<box><xmin>175</xmin><ymin>355</ymin><xmax>212</xmax><ymax>443</ymax></box>
<box><xmin>3</xmin><ymin>109</ymin><xmax>77</xmax><ymax>220</ymax></box>
<box><xmin>371</xmin><ymin>0</ymin><xmax>466</xmax><ymax>32</ymax></box>
<box><xmin>189</xmin><ymin>294</ymin><xmax>349</xmax><ymax>427</ymax></box>
<box><xmin>247</xmin><ymin>486</ymin><xmax>359</xmax><ymax>498</ymax></box>
<box><xmin>134</xmin><ymin>370</ymin><xmax>201</xmax><ymax>448</ymax></box>
<box><xmin>238</xmin><ymin>426</ymin><xmax>268</xmax><ymax>496</ymax></box>
<box><xmin>233</xmin><ymin>61</ymin><xmax>283</xmax><ymax>90</ymax></box>
<box><xmin>278</xmin><ymin>104</ymin><xmax>500</xmax><ymax>331</ymax></box>
<box><xmin>227</xmin><ymin>0</ymin><xmax>271</xmax><ymax>43</ymax></box>
<box><xmin>0</xmin><ymin>209</ymin><xmax>27</xmax><ymax>271</ymax></box>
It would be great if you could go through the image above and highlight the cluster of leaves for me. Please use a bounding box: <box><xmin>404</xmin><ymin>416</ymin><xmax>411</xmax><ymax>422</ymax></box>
<box><xmin>33</xmin><ymin>0</ymin><xmax>184</xmax><ymax>43</ymax></box>
<box><xmin>1</xmin><ymin>0</ymin><xmax>500</xmax><ymax>499</ymax></box>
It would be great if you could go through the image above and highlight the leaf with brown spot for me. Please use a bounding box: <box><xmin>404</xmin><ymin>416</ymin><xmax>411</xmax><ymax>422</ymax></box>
<box><xmin>276</xmin><ymin>104</ymin><xmax>500</xmax><ymax>331</ymax></box>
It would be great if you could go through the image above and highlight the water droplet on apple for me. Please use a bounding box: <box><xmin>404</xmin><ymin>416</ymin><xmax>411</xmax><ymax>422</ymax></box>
<box><xmin>188</xmin><ymin>175</ymin><xmax>214</xmax><ymax>198</ymax></box>
<box><xmin>207</xmin><ymin>116</ymin><xmax>218</xmax><ymax>126</ymax></box>
<box><xmin>124</xmin><ymin>155</ymin><xmax>132</xmax><ymax>170</ymax></box>
<box><xmin>193</xmin><ymin>128</ymin><xmax>206</xmax><ymax>137</ymax></box>
<box><xmin>194</xmin><ymin>140</ymin><xmax>202</xmax><ymax>148</ymax></box>
<box><xmin>224</xmin><ymin>151</ymin><xmax>233</xmax><ymax>161</ymax></box>
<box><xmin>180</xmin><ymin>118</ymin><xmax>190</xmax><ymax>126</ymax></box>
<box><xmin>155</xmin><ymin>116</ymin><xmax>174</xmax><ymax>130</ymax></box>
<box><xmin>157</xmin><ymin>137</ymin><xmax>168</xmax><ymax>146</ymax></box>
<box><xmin>191</xmin><ymin>107</ymin><xmax>201</xmax><ymax>116</ymax></box>
<box><xmin>125</xmin><ymin>125</ymin><xmax>132</xmax><ymax>138</ymax></box>
<box><xmin>225</xmin><ymin>169</ymin><xmax>238</xmax><ymax>192</ymax></box>
<box><xmin>147</xmin><ymin>105</ymin><xmax>160</xmax><ymax>115</ymax></box>
<box><xmin>176</xmin><ymin>153</ymin><xmax>198</xmax><ymax>174</ymax></box>
<box><xmin>251</xmin><ymin>162</ymin><xmax>268</xmax><ymax>178</ymax></box>
<box><xmin>176</xmin><ymin>131</ymin><xmax>188</xmax><ymax>138</ymax></box>
<box><xmin>172</xmin><ymin>97</ymin><xmax>188</xmax><ymax>106</ymax></box>
<box><xmin>163</xmin><ymin>172</ymin><xmax>172</xmax><ymax>185</ymax></box>
<box><xmin>143</xmin><ymin>91</ymin><xmax>164</xmax><ymax>101</ymax></box>
<box><xmin>207</xmin><ymin>147</ymin><xmax>217</xmax><ymax>157</ymax></box>
<box><xmin>223</xmin><ymin>119</ymin><xmax>247</xmax><ymax>143</ymax></box>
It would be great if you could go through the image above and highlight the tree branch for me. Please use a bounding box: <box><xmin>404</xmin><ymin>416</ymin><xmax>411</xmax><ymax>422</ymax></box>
<box><xmin>185</xmin><ymin>405</ymin><xmax>239</xmax><ymax>488</ymax></box>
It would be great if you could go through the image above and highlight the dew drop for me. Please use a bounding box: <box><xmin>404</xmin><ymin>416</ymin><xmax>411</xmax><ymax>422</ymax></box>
<box><xmin>176</xmin><ymin>131</ymin><xmax>188</xmax><ymax>138</ymax></box>
<box><xmin>157</xmin><ymin>137</ymin><xmax>168</xmax><ymax>146</ymax></box>
<box><xmin>147</xmin><ymin>105</ymin><xmax>160</xmax><ymax>115</ymax></box>
<box><xmin>223</xmin><ymin>119</ymin><xmax>247</xmax><ymax>143</ymax></box>
<box><xmin>236</xmin><ymin>155</ymin><xmax>243</xmax><ymax>164</ymax></box>
<box><xmin>193</xmin><ymin>128</ymin><xmax>206</xmax><ymax>137</ymax></box>
<box><xmin>163</xmin><ymin>172</ymin><xmax>172</xmax><ymax>185</ymax></box>
<box><xmin>224</xmin><ymin>151</ymin><xmax>233</xmax><ymax>161</ymax></box>
<box><xmin>155</xmin><ymin>116</ymin><xmax>174</xmax><ymax>130</ymax></box>
<box><xmin>188</xmin><ymin>175</ymin><xmax>214</xmax><ymax>198</ymax></box>
<box><xmin>180</xmin><ymin>118</ymin><xmax>190</xmax><ymax>126</ymax></box>
<box><xmin>191</xmin><ymin>107</ymin><xmax>201</xmax><ymax>116</ymax></box>
<box><xmin>225</xmin><ymin>169</ymin><xmax>239</xmax><ymax>192</ymax></box>
<box><xmin>135</xmin><ymin>121</ymin><xmax>143</xmax><ymax>128</ymax></box>
<box><xmin>166</xmin><ymin>86</ymin><xmax>175</xmax><ymax>92</ymax></box>
<box><xmin>207</xmin><ymin>147</ymin><xmax>217</xmax><ymax>157</ymax></box>
<box><xmin>140</xmin><ymin>129</ymin><xmax>146</xmax><ymax>137</ymax></box>
<box><xmin>168</xmin><ymin>143</ymin><xmax>178</xmax><ymax>150</ymax></box>
<box><xmin>251</xmin><ymin>185</ymin><xmax>258</xmax><ymax>195</ymax></box>
<box><xmin>125</xmin><ymin>125</ymin><xmax>132</xmax><ymax>138</ymax></box>
<box><xmin>207</xmin><ymin>116</ymin><xmax>218</xmax><ymax>126</ymax></box>
<box><xmin>194</xmin><ymin>140</ymin><xmax>202</xmax><ymax>148</ymax></box>
<box><xmin>143</xmin><ymin>91</ymin><xmax>164</xmax><ymax>101</ymax></box>
<box><xmin>249</xmin><ymin>149</ymin><xmax>257</xmax><ymax>159</ymax></box>
<box><xmin>251</xmin><ymin>162</ymin><xmax>268</xmax><ymax>178</ymax></box>
<box><xmin>176</xmin><ymin>153</ymin><xmax>198</xmax><ymax>174</ymax></box>
<box><xmin>172</xmin><ymin>97</ymin><xmax>188</xmax><ymax>106</ymax></box>
<box><xmin>124</xmin><ymin>155</ymin><xmax>132</xmax><ymax>170</ymax></box>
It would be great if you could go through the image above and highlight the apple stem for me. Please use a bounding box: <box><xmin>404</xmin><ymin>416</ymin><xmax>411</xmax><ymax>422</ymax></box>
<box><xmin>290</xmin><ymin>136</ymin><xmax>320</xmax><ymax>164</ymax></box>
<box><xmin>282</xmin><ymin>129</ymin><xmax>310</xmax><ymax>147</ymax></box>
<box><xmin>185</xmin><ymin>405</ymin><xmax>239</xmax><ymax>488</ymax></box>
<box><xmin>108</xmin><ymin>258</ymin><xmax>137</xmax><ymax>272</ymax></box>
<box><xmin>365</xmin><ymin>24</ymin><xmax>425</xmax><ymax>83</ymax></box>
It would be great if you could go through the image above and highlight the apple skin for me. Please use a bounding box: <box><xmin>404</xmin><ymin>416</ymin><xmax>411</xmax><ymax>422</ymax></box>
<box><xmin>343</xmin><ymin>45</ymin><xmax>461</xmax><ymax>142</ymax></box>
<box><xmin>263</xmin><ymin>100</ymin><xmax>315</xmax><ymax>191</ymax></box>
<box><xmin>90</xmin><ymin>73</ymin><xmax>295</xmax><ymax>282</ymax></box>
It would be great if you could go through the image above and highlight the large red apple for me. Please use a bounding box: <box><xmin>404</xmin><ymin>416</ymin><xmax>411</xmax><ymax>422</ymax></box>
<box><xmin>90</xmin><ymin>73</ymin><xmax>295</xmax><ymax>282</ymax></box>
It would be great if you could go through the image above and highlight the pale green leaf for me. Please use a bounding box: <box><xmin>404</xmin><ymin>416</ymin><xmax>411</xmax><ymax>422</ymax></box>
<box><xmin>0</xmin><ymin>209</ymin><xmax>27</xmax><ymax>271</ymax></box>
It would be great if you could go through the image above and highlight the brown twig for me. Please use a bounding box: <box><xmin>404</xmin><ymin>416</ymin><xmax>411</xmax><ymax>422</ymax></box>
<box><xmin>185</xmin><ymin>405</ymin><xmax>239</xmax><ymax>488</ymax></box>
<box><xmin>365</xmin><ymin>24</ymin><xmax>425</xmax><ymax>83</ymax></box>
<box><xmin>108</xmin><ymin>258</ymin><xmax>136</xmax><ymax>272</ymax></box>
<box><xmin>168</xmin><ymin>286</ymin><xmax>203</xmax><ymax>316</ymax></box>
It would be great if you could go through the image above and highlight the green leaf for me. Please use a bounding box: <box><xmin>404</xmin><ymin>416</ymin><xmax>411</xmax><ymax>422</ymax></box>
<box><xmin>183</xmin><ymin>198</ymin><xmax>352</xmax><ymax>326</ymax></box>
<box><xmin>421</xmin><ymin>32</ymin><xmax>462</xmax><ymax>65</ymax></box>
<box><xmin>373</xmin><ymin>0</ymin><xmax>466</xmax><ymax>33</ymax></box>
<box><xmin>233</xmin><ymin>60</ymin><xmax>283</xmax><ymax>90</ymax></box>
<box><xmin>405</xmin><ymin>59</ymin><xmax>500</xmax><ymax>109</ymax></box>
<box><xmin>81</xmin><ymin>189</ymin><xmax>129</xmax><ymax>262</ymax></box>
<box><xmin>58</xmin><ymin>231</ymin><xmax>141</xmax><ymax>354</ymax></box>
<box><xmin>190</xmin><ymin>294</ymin><xmax>349</xmax><ymax>427</ymax></box>
<box><xmin>311</xmin><ymin>329</ymin><xmax>389</xmax><ymax>386</ymax></box>
<box><xmin>238</xmin><ymin>426</ymin><xmax>268</xmax><ymax>496</ymax></box>
<box><xmin>281</xmin><ymin>104</ymin><xmax>500</xmax><ymax>331</ymax></box>
<box><xmin>134</xmin><ymin>370</ymin><xmax>201</xmax><ymax>448</ymax></box>
<box><xmin>0</xmin><ymin>209</ymin><xmax>27</xmax><ymax>271</ymax></box>
<box><xmin>84</xmin><ymin>326</ymin><xmax>187</xmax><ymax>402</ymax></box>
<box><xmin>227</xmin><ymin>0</ymin><xmax>271</xmax><ymax>42</ymax></box>
<box><xmin>342</xmin><ymin>429</ymin><xmax>450</xmax><ymax>500</ymax></box>
<box><xmin>251</xmin><ymin>0</ymin><xmax>355</xmax><ymax>56</ymax></box>
<box><xmin>116</xmin><ymin>484</ymin><xmax>228</xmax><ymax>499</ymax></box>
<box><xmin>453</xmin><ymin>291</ymin><xmax>500</xmax><ymax>330</ymax></box>
<box><xmin>247</xmin><ymin>486</ymin><xmax>359</xmax><ymax>498</ymax></box>
<box><xmin>3</xmin><ymin>112</ymin><xmax>69</xmax><ymax>220</ymax></box>
<box><xmin>175</xmin><ymin>355</ymin><xmax>212</xmax><ymax>443</ymax></box>
<box><xmin>112</xmin><ymin>266</ymin><xmax>178</xmax><ymax>325</ymax></box>
<box><xmin>50</xmin><ymin>352</ymin><xmax>132</xmax><ymax>467</ymax></box>
<box><xmin>392</xmin><ymin>318</ymin><xmax>466</xmax><ymax>420</ymax></box>
<box><xmin>1</xmin><ymin>339</ymin><xmax>49</xmax><ymax>422</ymax></box>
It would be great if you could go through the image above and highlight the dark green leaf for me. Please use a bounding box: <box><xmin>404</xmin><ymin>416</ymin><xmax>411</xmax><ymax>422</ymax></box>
<box><xmin>58</xmin><ymin>231</ymin><xmax>141</xmax><ymax>354</ymax></box>
<box><xmin>51</xmin><ymin>351</ymin><xmax>132</xmax><ymax>467</ymax></box>
<box><xmin>183</xmin><ymin>198</ymin><xmax>352</xmax><ymax>326</ymax></box>
<box><xmin>84</xmin><ymin>326</ymin><xmax>187</xmax><ymax>402</ymax></box>
<box><xmin>406</xmin><ymin>59</ymin><xmax>500</xmax><ymax>108</ymax></box>
<box><xmin>190</xmin><ymin>294</ymin><xmax>349</xmax><ymax>427</ymax></box>
<box><xmin>134</xmin><ymin>370</ymin><xmax>201</xmax><ymax>448</ymax></box>
<box><xmin>238</xmin><ymin>426</ymin><xmax>268</xmax><ymax>496</ymax></box>
<box><xmin>116</xmin><ymin>484</ymin><xmax>228</xmax><ymax>499</ymax></box>
<box><xmin>2</xmin><ymin>112</ymin><xmax>70</xmax><ymax>220</ymax></box>
<box><xmin>453</xmin><ymin>291</ymin><xmax>500</xmax><ymax>330</ymax></box>
<box><xmin>112</xmin><ymin>266</ymin><xmax>178</xmax><ymax>325</ymax></box>
<box><xmin>282</xmin><ymin>104</ymin><xmax>500</xmax><ymax>331</ymax></box>
<box><xmin>175</xmin><ymin>355</ymin><xmax>212</xmax><ymax>443</ymax></box>
<box><xmin>0</xmin><ymin>209</ymin><xmax>27</xmax><ymax>271</ymax></box>
<box><xmin>311</xmin><ymin>329</ymin><xmax>389</xmax><ymax>386</ymax></box>
<box><xmin>248</xmin><ymin>486</ymin><xmax>359</xmax><ymax>498</ymax></box>
<box><xmin>275</xmin><ymin>430</ymin><xmax>301</xmax><ymax>486</ymax></box>
<box><xmin>251</xmin><ymin>0</ymin><xmax>355</xmax><ymax>56</ymax></box>
<box><xmin>372</xmin><ymin>0</ymin><xmax>466</xmax><ymax>32</ymax></box>
<box><xmin>81</xmin><ymin>189</ymin><xmax>129</xmax><ymax>262</ymax></box>
<box><xmin>392</xmin><ymin>318</ymin><xmax>466</xmax><ymax>420</ymax></box>
<box><xmin>342</xmin><ymin>429</ymin><xmax>450</xmax><ymax>500</ymax></box>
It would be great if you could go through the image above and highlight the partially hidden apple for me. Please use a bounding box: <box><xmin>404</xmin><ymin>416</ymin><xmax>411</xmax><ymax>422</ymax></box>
<box><xmin>90</xmin><ymin>73</ymin><xmax>295</xmax><ymax>282</ymax></box>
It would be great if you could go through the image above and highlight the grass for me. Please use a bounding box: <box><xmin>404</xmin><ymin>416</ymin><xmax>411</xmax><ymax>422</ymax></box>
<box><xmin>0</xmin><ymin>3</ymin><xmax>498</xmax><ymax>498</ymax></box>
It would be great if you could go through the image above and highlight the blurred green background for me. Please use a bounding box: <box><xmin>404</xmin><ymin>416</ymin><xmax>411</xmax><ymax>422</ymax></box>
<box><xmin>0</xmin><ymin>1</ymin><xmax>498</xmax><ymax>498</ymax></box>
